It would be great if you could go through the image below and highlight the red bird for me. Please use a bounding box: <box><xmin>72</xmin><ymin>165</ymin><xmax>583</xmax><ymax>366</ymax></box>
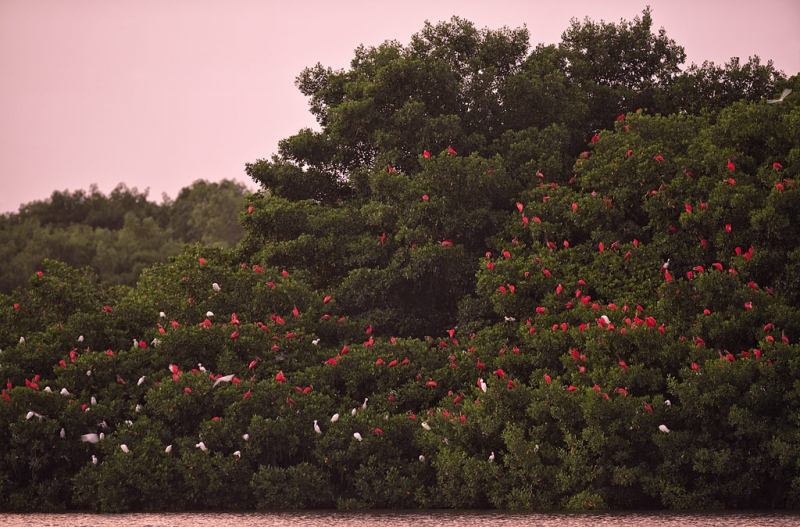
<box><xmin>654</xmin><ymin>155</ymin><xmax>664</xmax><ymax>162</ymax></box>
<box><xmin>447</xmin><ymin>146</ymin><xmax>457</xmax><ymax>156</ymax></box>
<box><xmin>727</xmin><ymin>158</ymin><xmax>735</xmax><ymax>171</ymax></box>
<box><xmin>275</xmin><ymin>371</ymin><xmax>287</xmax><ymax>383</ymax></box>
<box><xmin>423</xmin><ymin>150</ymin><xmax>431</xmax><ymax>158</ymax></box>
<box><xmin>380</xmin><ymin>233</ymin><xmax>386</xmax><ymax>244</ymax></box>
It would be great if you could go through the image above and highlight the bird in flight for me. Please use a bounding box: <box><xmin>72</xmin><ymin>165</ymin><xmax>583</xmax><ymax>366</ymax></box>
<box><xmin>767</xmin><ymin>88</ymin><xmax>792</xmax><ymax>104</ymax></box>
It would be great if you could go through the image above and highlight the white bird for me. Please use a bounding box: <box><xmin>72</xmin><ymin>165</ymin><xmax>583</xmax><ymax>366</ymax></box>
<box><xmin>419</xmin><ymin>455</ymin><xmax>426</xmax><ymax>462</ymax></box>
<box><xmin>242</xmin><ymin>434</ymin><xmax>249</xmax><ymax>441</ymax></box>
<box><xmin>159</xmin><ymin>311</ymin><xmax>166</xmax><ymax>318</ymax></box>
<box><xmin>151</xmin><ymin>338</ymin><xmax>160</xmax><ymax>347</ymax></box>
<box><xmin>99</xmin><ymin>433</ymin><xmax>104</xmax><ymax>440</ymax></box>
<box><xmin>132</xmin><ymin>339</ymin><xmax>138</xmax><ymax>347</ymax></box>
<box><xmin>91</xmin><ymin>455</ymin><xmax>98</xmax><ymax>465</ymax></box>
<box><xmin>99</xmin><ymin>421</ymin><xmax>108</xmax><ymax>430</ymax></box>
<box><xmin>361</xmin><ymin>397</ymin><xmax>369</xmax><ymax>410</ymax></box>
<box><xmin>213</xmin><ymin>374</ymin><xmax>235</xmax><ymax>388</ymax></box>
<box><xmin>212</xmin><ymin>283</ymin><xmax>221</xmax><ymax>292</ymax></box>
<box><xmin>44</xmin><ymin>386</ymin><xmax>52</xmax><ymax>393</ymax></box>
<box><xmin>198</xmin><ymin>363</ymin><xmax>207</xmax><ymax>372</ymax></box>
<box><xmin>59</xmin><ymin>387</ymin><xmax>70</xmax><ymax>396</ymax></box>
<box><xmin>489</xmin><ymin>451</ymin><xmax>495</xmax><ymax>462</ymax></box>
<box><xmin>312</xmin><ymin>339</ymin><xmax>320</xmax><ymax>345</ymax></box>
<box><xmin>125</xmin><ymin>420</ymin><xmax>133</xmax><ymax>426</ymax></box>
<box><xmin>504</xmin><ymin>316</ymin><xmax>516</xmax><ymax>322</ymax></box>
<box><xmin>233</xmin><ymin>450</ymin><xmax>241</xmax><ymax>458</ymax></box>
<box><xmin>26</xmin><ymin>411</ymin><xmax>43</xmax><ymax>420</ymax></box>
<box><xmin>313</xmin><ymin>420</ymin><xmax>321</xmax><ymax>434</ymax></box>
<box><xmin>91</xmin><ymin>396</ymin><xmax>97</xmax><ymax>405</ymax></box>
<box><xmin>665</xmin><ymin>400</ymin><xmax>671</xmax><ymax>406</ymax></box>
<box><xmin>60</xmin><ymin>428</ymin><xmax>66</xmax><ymax>438</ymax></box>
<box><xmin>196</xmin><ymin>441</ymin><xmax>207</xmax><ymax>451</ymax></box>
<box><xmin>661</xmin><ymin>258</ymin><xmax>670</xmax><ymax>271</ymax></box>
<box><xmin>135</xmin><ymin>404</ymin><xmax>142</xmax><ymax>413</ymax></box>
<box><xmin>78</xmin><ymin>335</ymin><xmax>84</xmax><ymax>342</ymax></box>
<box><xmin>421</xmin><ymin>422</ymin><xmax>431</xmax><ymax>431</ymax></box>
<box><xmin>767</xmin><ymin>88</ymin><xmax>792</xmax><ymax>104</ymax></box>
<box><xmin>19</xmin><ymin>337</ymin><xmax>25</xmax><ymax>344</ymax></box>
<box><xmin>331</xmin><ymin>413</ymin><xmax>339</xmax><ymax>422</ymax></box>
<box><xmin>120</xmin><ymin>444</ymin><xmax>129</xmax><ymax>453</ymax></box>
<box><xmin>479</xmin><ymin>378</ymin><xmax>487</xmax><ymax>393</ymax></box>
<box><xmin>534</xmin><ymin>444</ymin><xmax>539</xmax><ymax>453</ymax></box>
<box><xmin>599</xmin><ymin>315</ymin><xmax>611</xmax><ymax>325</ymax></box>
<box><xmin>206</xmin><ymin>311</ymin><xmax>214</xmax><ymax>317</ymax></box>
<box><xmin>353</xmin><ymin>432</ymin><xmax>363</xmax><ymax>442</ymax></box>
<box><xmin>351</xmin><ymin>408</ymin><xmax>357</xmax><ymax>416</ymax></box>
<box><xmin>165</xmin><ymin>445</ymin><xmax>172</xmax><ymax>453</ymax></box>
<box><xmin>86</xmin><ymin>370</ymin><xmax>92</xmax><ymax>377</ymax></box>
<box><xmin>659</xmin><ymin>424</ymin><xmax>670</xmax><ymax>433</ymax></box>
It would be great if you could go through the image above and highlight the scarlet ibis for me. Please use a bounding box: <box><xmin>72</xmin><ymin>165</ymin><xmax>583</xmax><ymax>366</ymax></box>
<box><xmin>275</xmin><ymin>371</ymin><xmax>287</xmax><ymax>383</ymax></box>
<box><xmin>654</xmin><ymin>155</ymin><xmax>664</xmax><ymax>162</ymax></box>
<box><xmin>423</xmin><ymin>150</ymin><xmax>430</xmax><ymax>158</ymax></box>
<box><xmin>447</xmin><ymin>146</ymin><xmax>457</xmax><ymax>155</ymax></box>
<box><xmin>727</xmin><ymin>159</ymin><xmax>735</xmax><ymax>171</ymax></box>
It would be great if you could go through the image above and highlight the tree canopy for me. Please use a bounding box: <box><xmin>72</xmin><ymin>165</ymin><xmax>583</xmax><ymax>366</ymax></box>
<box><xmin>1</xmin><ymin>10</ymin><xmax>799</xmax><ymax>512</ymax></box>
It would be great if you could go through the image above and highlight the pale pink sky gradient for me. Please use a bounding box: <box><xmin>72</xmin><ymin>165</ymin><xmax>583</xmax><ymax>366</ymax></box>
<box><xmin>1</xmin><ymin>0</ymin><xmax>798</xmax><ymax>214</ymax></box>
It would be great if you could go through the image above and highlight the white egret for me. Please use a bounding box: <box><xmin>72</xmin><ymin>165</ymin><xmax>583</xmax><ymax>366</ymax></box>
<box><xmin>419</xmin><ymin>455</ymin><xmax>426</xmax><ymax>462</ymax></box>
<box><xmin>233</xmin><ymin>450</ymin><xmax>241</xmax><ymax>458</ymax></box>
<box><xmin>19</xmin><ymin>337</ymin><xmax>25</xmax><ymax>344</ymax></box>
<box><xmin>165</xmin><ymin>445</ymin><xmax>172</xmax><ymax>453</ymax></box>
<box><xmin>421</xmin><ymin>422</ymin><xmax>431</xmax><ymax>431</ymax></box>
<box><xmin>135</xmin><ymin>404</ymin><xmax>141</xmax><ymax>413</ymax></box>
<box><xmin>86</xmin><ymin>370</ymin><xmax>92</xmax><ymax>377</ymax></box>
<box><xmin>81</xmin><ymin>433</ymin><xmax>100</xmax><ymax>443</ymax></box>
<box><xmin>92</xmin><ymin>455</ymin><xmax>98</xmax><ymax>465</ymax></box>
<box><xmin>480</xmin><ymin>378</ymin><xmax>487</xmax><ymax>393</ymax></box>
<box><xmin>206</xmin><ymin>311</ymin><xmax>214</xmax><ymax>317</ymax></box>
<box><xmin>159</xmin><ymin>311</ymin><xmax>166</xmax><ymax>318</ymax></box>
<box><xmin>44</xmin><ymin>386</ymin><xmax>52</xmax><ymax>393</ymax></box>
<box><xmin>351</xmin><ymin>408</ymin><xmax>357</xmax><ymax>416</ymax></box>
<box><xmin>78</xmin><ymin>335</ymin><xmax>84</xmax><ymax>342</ymax></box>
<box><xmin>99</xmin><ymin>433</ymin><xmax>105</xmax><ymax>440</ymax></box>
<box><xmin>91</xmin><ymin>397</ymin><xmax>97</xmax><ymax>405</ymax></box>
<box><xmin>60</xmin><ymin>388</ymin><xmax>70</xmax><ymax>396</ymax></box>
<box><xmin>242</xmin><ymin>434</ymin><xmax>250</xmax><ymax>441</ymax></box>
<box><xmin>213</xmin><ymin>374</ymin><xmax>235</xmax><ymax>388</ymax></box>
<box><xmin>659</xmin><ymin>424</ymin><xmax>670</xmax><ymax>433</ymax></box>
<box><xmin>767</xmin><ymin>88</ymin><xmax>792</xmax><ymax>104</ymax></box>
<box><xmin>26</xmin><ymin>411</ymin><xmax>43</xmax><ymax>420</ymax></box>
<box><xmin>120</xmin><ymin>444</ymin><xmax>129</xmax><ymax>453</ymax></box>
<box><xmin>331</xmin><ymin>413</ymin><xmax>339</xmax><ymax>422</ymax></box>
<box><xmin>198</xmin><ymin>363</ymin><xmax>207</xmax><ymax>372</ymax></box>
<box><xmin>60</xmin><ymin>428</ymin><xmax>65</xmax><ymax>438</ymax></box>
<box><xmin>314</xmin><ymin>420</ymin><xmax>322</xmax><ymax>434</ymax></box>
<box><xmin>361</xmin><ymin>397</ymin><xmax>369</xmax><ymax>410</ymax></box>
<box><xmin>489</xmin><ymin>451</ymin><xmax>495</xmax><ymax>462</ymax></box>
<box><xmin>353</xmin><ymin>432</ymin><xmax>363</xmax><ymax>442</ymax></box>
<box><xmin>212</xmin><ymin>283</ymin><xmax>221</xmax><ymax>292</ymax></box>
<box><xmin>137</xmin><ymin>376</ymin><xmax>145</xmax><ymax>386</ymax></box>
<box><xmin>312</xmin><ymin>339</ymin><xmax>320</xmax><ymax>345</ymax></box>
<box><xmin>196</xmin><ymin>442</ymin><xmax>207</xmax><ymax>451</ymax></box>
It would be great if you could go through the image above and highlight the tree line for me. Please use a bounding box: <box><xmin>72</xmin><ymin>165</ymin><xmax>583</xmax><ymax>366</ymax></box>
<box><xmin>1</xmin><ymin>9</ymin><xmax>799</xmax><ymax>511</ymax></box>
<box><xmin>0</xmin><ymin>180</ymin><xmax>250</xmax><ymax>293</ymax></box>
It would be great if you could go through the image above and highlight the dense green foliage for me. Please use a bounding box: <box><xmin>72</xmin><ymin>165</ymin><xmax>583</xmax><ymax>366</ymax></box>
<box><xmin>2</xmin><ymin>10</ymin><xmax>800</xmax><ymax>512</ymax></box>
<box><xmin>0</xmin><ymin>180</ymin><xmax>250</xmax><ymax>294</ymax></box>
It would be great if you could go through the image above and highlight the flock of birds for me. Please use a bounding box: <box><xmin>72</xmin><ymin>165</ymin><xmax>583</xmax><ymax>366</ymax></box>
<box><xmin>6</xmin><ymin>87</ymin><xmax>795</xmax><ymax>470</ymax></box>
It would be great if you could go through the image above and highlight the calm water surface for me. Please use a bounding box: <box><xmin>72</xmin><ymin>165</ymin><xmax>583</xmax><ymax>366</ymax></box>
<box><xmin>1</xmin><ymin>511</ymin><xmax>798</xmax><ymax>527</ymax></box>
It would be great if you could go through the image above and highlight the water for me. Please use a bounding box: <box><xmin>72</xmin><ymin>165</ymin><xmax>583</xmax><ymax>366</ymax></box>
<box><xmin>1</xmin><ymin>511</ymin><xmax>798</xmax><ymax>527</ymax></box>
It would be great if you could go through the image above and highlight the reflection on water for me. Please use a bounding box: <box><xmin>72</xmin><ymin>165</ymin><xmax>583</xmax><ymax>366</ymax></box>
<box><xmin>2</xmin><ymin>511</ymin><xmax>799</xmax><ymax>527</ymax></box>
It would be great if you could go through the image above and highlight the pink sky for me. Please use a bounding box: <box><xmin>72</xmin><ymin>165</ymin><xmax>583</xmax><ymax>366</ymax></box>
<box><xmin>1</xmin><ymin>0</ymin><xmax>798</xmax><ymax>214</ymax></box>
